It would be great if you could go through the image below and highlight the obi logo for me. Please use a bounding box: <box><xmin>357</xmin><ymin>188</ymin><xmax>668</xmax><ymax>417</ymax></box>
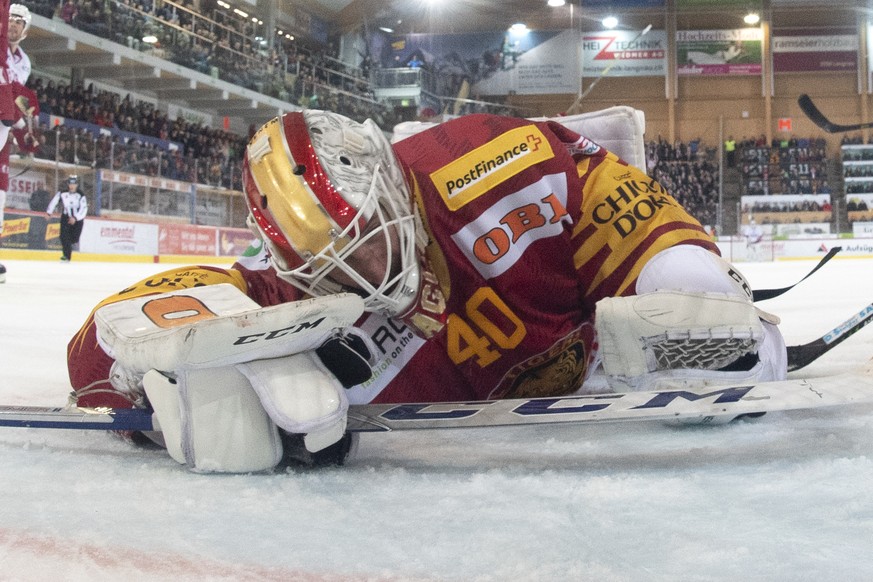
<box><xmin>430</xmin><ymin>125</ymin><xmax>554</xmax><ymax>210</ymax></box>
<box><xmin>592</xmin><ymin>176</ymin><xmax>679</xmax><ymax>238</ymax></box>
<box><xmin>452</xmin><ymin>173</ymin><xmax>570</xmax><ymax>279</ymax></box>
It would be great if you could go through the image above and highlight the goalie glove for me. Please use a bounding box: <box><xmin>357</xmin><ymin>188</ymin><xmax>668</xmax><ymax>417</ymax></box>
<box><xmin>95</xmin><ymin>284</ymin><xmax>370</xmax><ymax>473</ymax></box>
<box><xmin>237</xmin><ymin>327</ymin><xmax>376</xmax><ymax>457</ymax></box>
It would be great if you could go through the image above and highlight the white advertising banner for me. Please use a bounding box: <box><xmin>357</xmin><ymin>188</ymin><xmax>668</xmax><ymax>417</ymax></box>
<box><xmin>718</xmin><ymin>237</ymin><xmax>873</xmax><ymax>262</ymax></box>
<box><xmin>6</xmin><ymin>170</ymin><xmax>50</xmax><ymax>210</ymax></box>
<box><xmin>80</xmin><ymin>218</ymin><xmax>159</xmax><ymax>255</ymax></box>
<box><xmin>774</xmin><ymin>222</ymin><xmax>831</xmax><ymax>236</ymax></box>
<box><xmin>473</xmin><ymin>29</ymin><xmax>581</xmax><ymax>96</ymax></box>
<box><xmin>677</xmin><ymin>28</ymin><xmax>763</xmax><ymax>75</ymax></box>
<box><xmin>582</xmin><ymin>29</ymin><xmax>667</xmax><ymax>77</ymax></box>
<box><xmin>853</xmin><ymin>222</ymin><xmax>873</xmax><ymax>236</ymax></box>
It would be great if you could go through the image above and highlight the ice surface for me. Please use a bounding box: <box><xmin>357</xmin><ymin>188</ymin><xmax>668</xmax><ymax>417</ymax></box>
<box><xmin>1</xmin><ymin>257</ymin><xmax>872</xmax><ymax>581</ymax></box>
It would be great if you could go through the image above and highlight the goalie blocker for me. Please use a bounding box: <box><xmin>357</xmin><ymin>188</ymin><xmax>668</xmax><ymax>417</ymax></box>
<box><xmin>94</xmin><ymin>284</ymin><xmax>375</xmax><ymax>473</ymax></box>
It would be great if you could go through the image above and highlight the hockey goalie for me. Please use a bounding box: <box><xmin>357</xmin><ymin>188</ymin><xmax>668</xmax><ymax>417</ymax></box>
<box><xmin>66</xmin><ymin>108</ymin><xmax>787</xmax><ymax>473</ymax></box>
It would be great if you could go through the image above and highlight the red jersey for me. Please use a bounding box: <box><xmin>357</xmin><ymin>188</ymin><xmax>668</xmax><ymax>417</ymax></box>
<box><xmin>342</xmin><ymin>115</ymin><xmax>717</xmax><ymax>404</ymax></box>
<box><xmin>68</xmin><ymin>114</ymin><xmax>717</xmax><ymax>409</ymax></box>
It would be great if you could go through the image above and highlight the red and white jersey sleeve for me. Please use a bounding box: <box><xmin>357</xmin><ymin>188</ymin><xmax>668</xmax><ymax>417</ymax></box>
<box><xmin>7</xmin><ymin>45</ymin><xmax>29</xmax><ymax>84</ymax></box>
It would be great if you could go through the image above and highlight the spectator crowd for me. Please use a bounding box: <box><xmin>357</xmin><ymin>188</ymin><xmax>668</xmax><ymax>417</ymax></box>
<box><xmin>735</xmin><ymin>135</ymin><xmax>830</xmax><ymax>196</ymax></box>
<box><xmin>13</xmin><ymin>1</ymin><xmax>849</xmax><ymax>234</ymax></box>
<box><xmin>30</xmin><ymin>0</ymin><xmax>400</xmax><ymax>129</ymax></box>
<box><xmin>27</xmin><ymin>75</ymin><xmax>247</xmax><ymax>189</ymax></box>
<box><xmin>646</xmin><ymin>137</ymin><xmax>720</xmax><ymax>227</ymax></box>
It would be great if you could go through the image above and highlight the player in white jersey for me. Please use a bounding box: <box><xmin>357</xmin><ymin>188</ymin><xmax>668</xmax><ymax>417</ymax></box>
<box><xmin>742</xmin><ymin>218</ymin><xmax>765</xmax><ymax>261</ymax></box>
<box><xmin>0</xmin><ymin>3</ymin><xmax>36</xmax><ymax>283</ymax></box>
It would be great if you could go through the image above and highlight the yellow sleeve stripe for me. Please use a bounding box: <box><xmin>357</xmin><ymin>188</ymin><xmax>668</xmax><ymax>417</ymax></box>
<box><xmin>580</xmin><ymin>226</ymin><xmax>714</xmax><ymax>298</ymax></box>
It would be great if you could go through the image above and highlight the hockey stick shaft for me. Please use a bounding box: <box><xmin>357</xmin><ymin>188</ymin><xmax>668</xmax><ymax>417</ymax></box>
<box><xmin>570</xmin><ymin>25</ymin><xmax>652</xmax><ymax>109</ymax></box>
<box><xmin>787</xmin><ymin>302</ymin><xmax>873</xmax><ymax>371</ymax></box>
<box><xmin>1</xmin><ymin>358</ymin><xmax>872</xmax><ymax>432</ymax></box>
<box><xmin>752</xmin><ymin>246</ymin><xmax>840</xmax><ymax>302</ymax></box>
<box><xmin>11</xmin><ymin>160</ymin><xmax>32</xmax><ymax>179</ymax></box>
<box><xmin>1</xmin><ymin>303</ymin><xmax>870</xmax><ymax>432</ymax></box>
<box><xmin>349</xmin><ymin>361</ymin><xmax>873</xmax><ymax>431</ymax></box>
<box><xmin>798</xmin><ymin>94</ymin><xmax>873</xmax><ymax>133</ymax></box>
<box><xmin>0</xmin><ymin>405</ymin><xmax>156</xmax><ymax>431</ymax></box>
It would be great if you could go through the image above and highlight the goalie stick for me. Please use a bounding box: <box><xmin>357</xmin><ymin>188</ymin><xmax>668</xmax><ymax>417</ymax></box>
<box><xmin>1</xmin><ymin>300</ymin><xmax>872</xmax><ymax>433</ymax></box>
<box><xmin>787</xmin><ymin>301</ymin><xmax>873</xmax><ymax>371</ymax></box>
<box><xmin>10</xmin><ymin>158</ymin><xmax>32</xmax><ymax>179</ymax></box>
<box><xmin>1</xmin><ymin>356</ymin><xmax>872</xmax><ymax>432</ymax></box>
<box><xmin>753</xmin><ymin>246</ymin><xmax>839</xmax><ymax>302</ymax></box>
<box><xmin>797</xmin><ymin>94</ymin><xmax>873</xmax><ymax>133</ymax></box>
<box><xmin>0</xmin><ymin>303</ymin><xmax>873</xmax><ymax>432</ymax></box>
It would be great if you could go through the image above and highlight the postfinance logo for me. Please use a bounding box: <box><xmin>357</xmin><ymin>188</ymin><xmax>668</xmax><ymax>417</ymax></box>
<box><xmin>430</xmin><ymin>125</ymin><xmax>554</xmax><ymax>210</ymax></box>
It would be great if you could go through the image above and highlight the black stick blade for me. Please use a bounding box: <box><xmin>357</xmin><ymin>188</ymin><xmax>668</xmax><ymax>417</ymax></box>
<box><xmin>798</xmin><ymin>94</ymin><xmax>842</xmax><ymax>133</ymax></box>
<box><xmin>798</xmin><ymin>94</ymin><xmax>873</xmax><ymax>133</ymax></box>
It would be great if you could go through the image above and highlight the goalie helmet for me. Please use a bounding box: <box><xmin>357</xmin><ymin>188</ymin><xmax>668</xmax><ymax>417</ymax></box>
<box><xmin>242</xmin><ymin>110</ymin><xmax>421</xmax><ymax>316</ymax></box>
<box><xmin>9</xmin><ymin>4</ymin><xmax>31</xmax><ymax>37</ymax></box>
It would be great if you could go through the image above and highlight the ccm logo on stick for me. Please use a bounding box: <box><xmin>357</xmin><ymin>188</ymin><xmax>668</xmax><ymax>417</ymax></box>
<box><xmin>379</xmin><ymin>385</ymin><xmax>756</xmax><ymax>421</ymax></box>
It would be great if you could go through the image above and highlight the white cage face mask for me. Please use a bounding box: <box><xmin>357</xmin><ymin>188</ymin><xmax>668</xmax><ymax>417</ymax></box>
<box><xmin>269</xmin><ymin>163</ymin><xmax>421</xmax><ymax>317</ymax></box>
<box><xmin>244</xmin><ymin>110</ymin><xmax>422</xmax><ymax>317</ymax></box>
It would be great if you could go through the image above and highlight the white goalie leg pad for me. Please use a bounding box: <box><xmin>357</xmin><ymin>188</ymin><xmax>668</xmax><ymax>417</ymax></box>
<box><xmin>237</xmin><ymin>353</ymin><xmax>348</xmax><ymax>453</ymax></box>
<box><xmin>531</xmin><ymin>107</ymin><xmax>647</xmax><ymax>172</ymax></box>
<box><xmin>757</xmin><ymin>319</ymin><xmax>788</xmax><ymax>383</ymax></box>
<box><xmin>595</xmin><ymin>290</ymin><xmax>765</xmax><ymax>392</ymax></box>
<box><xmin>143</xmin><ymin>367</ymin><xmax>282</xmax><ymax>473</ymax></box>
<box><xmin>637</xmin><ymin>245</ymin><xmax>780</xmax><ymax>324</ymax></box>
<box><xmin>635</xmin><ymin>244</ymin><xmax>788</xmax><ymax>385</ymax></box>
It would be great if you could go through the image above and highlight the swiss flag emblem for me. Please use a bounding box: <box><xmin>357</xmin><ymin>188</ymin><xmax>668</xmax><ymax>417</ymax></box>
<box><xmin>778</xmin><ymin>118</ymin><xmax>792</xmax><ymax>132</ymax></box>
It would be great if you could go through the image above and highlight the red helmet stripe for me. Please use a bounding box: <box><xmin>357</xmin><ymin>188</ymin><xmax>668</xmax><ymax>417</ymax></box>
<box><xmin>281</xmin><ymin>113</ymin><xmax>357</xmax><ymax>230</ymax></box>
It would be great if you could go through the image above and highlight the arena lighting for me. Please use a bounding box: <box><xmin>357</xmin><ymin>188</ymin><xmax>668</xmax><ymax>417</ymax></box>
<box><xmin>547</xmin><ymin>0</ymin><xmax>566</xmax><ymax>6</ymax></box>
<box><xmin>233</xmin><ymin>8</ymin><xmax>248</xmax><ymax>18</ymax></box>
<box><xmin>744</xmin><ymin>12</ymin><xmax>760</xmax><ymax>25</ymax></box>
<box><xmin>379</xmin><ymin>26</ymin><xmax>394</xmax><ymax>33</ymax></box>
<box><xmin>216</xmin><ymin>0</ymin><xmax>230</xmax><ymax>8</ymax></box>
<box><xmin>602</xmin><ymin>15</ymin><xmax>619</xmax><ymax>29</ymax></box>
<box><xmin>509</xmin><ymin>23</ymin><xmax>529</xmax><ymax>35</ymax></box>
<box><xmin>142</xmin><ymin>35</ymin><xmax>158</xmax><ymax>43</ymax></box>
